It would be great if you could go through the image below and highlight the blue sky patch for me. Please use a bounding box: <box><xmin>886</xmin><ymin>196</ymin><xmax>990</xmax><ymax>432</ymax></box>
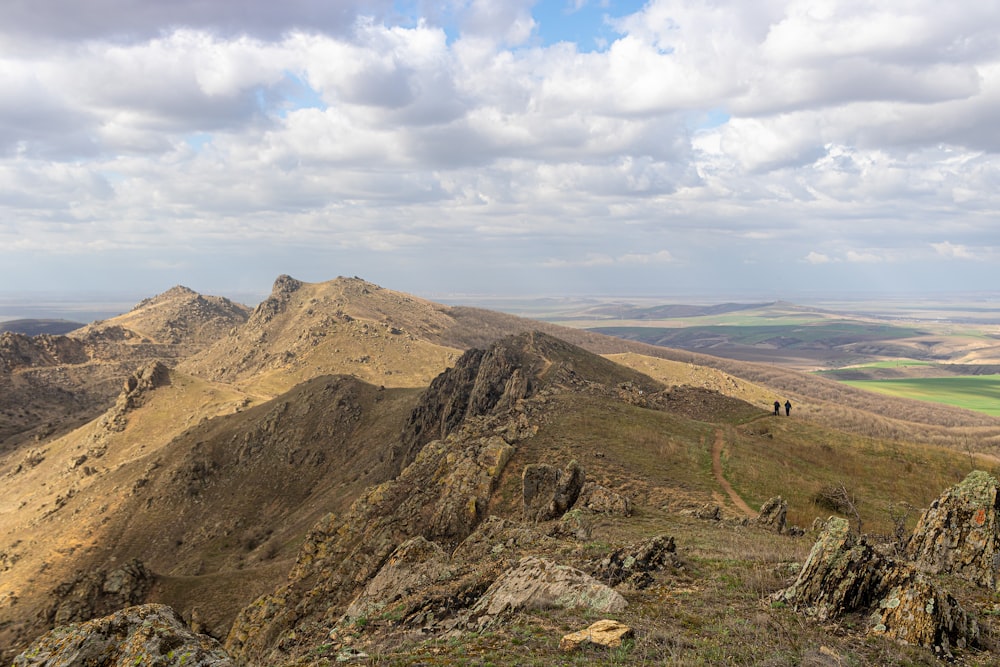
<box><xmin>531</xmin><ymin>0</ymin><xmax>646</xmax><ymax>51</ymax></box>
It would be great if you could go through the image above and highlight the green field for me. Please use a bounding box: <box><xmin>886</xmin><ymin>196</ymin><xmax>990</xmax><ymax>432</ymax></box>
<box><xmin>841</xmin><ymin>375</ymin><xmax>1000</xmax><ymax>417</ymax></box>
<box><xmin>590</xmin><ymin>321</ymin><xmax>925</xmax><ymax>347</ymax></box>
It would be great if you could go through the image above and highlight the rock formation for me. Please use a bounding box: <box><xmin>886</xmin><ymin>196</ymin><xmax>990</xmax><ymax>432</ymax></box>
<box><xmin>755</xmin><ymin>496</ymin><xmax>788</xmax><ymax>534</ymax></box>
<box><xmin>47</xmin><ymin>559</ymin><xmax>154</xmax><ymax>628</ymax></box>
<box><xmin>574</xmin><ymin>481</ymin><xmax>632</xmax><ymax>516</ymax></box>
<box><xmin>906</xmin><ymin>470</ymin><xmax>1000</xmax><ymax>589</ymax></box>
<box><xmin>13</xmin><ymin>604</ymin><xmax>233</xmax><ymax>667</ymax></box>
<box><xmin>777</xmin><ymin>517</ymin><xmax>978</xmax><ymax>658</ymax></box>
<box><xmin>590</xmin><ymin>534</ymin><xmax>679</xmax><ymax>589</ymax></box>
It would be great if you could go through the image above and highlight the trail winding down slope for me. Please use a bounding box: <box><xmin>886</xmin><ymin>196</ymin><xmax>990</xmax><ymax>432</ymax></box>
<box><xmin>712</xmin><ymin>428</ymin><xmax>757</xmax><ymax>518</ymax></box>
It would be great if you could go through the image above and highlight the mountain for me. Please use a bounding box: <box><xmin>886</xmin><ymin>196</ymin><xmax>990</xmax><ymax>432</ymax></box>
<box><xmin>0</xmin><ymin>286</ymin><xmax>250</xmax><ymax>452</ymax></box>
<box><xmin>4</xmin><ymin>276</ymin><xmax>1000</xmax><ymax>664</ymax></box>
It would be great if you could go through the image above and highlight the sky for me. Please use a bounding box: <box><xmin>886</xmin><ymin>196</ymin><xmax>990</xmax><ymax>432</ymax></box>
<box><xmin>1</xmin><ymin>0</ymin><xmax>999</xmax><ymax>306</ymax></box>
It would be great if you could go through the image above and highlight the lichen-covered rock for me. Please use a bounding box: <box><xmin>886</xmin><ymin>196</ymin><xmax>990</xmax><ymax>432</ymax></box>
<box><xmin>777</xmin><ymin>517</ymin><xmax>978</xmax><ymax>658</ymax></box>
<box><xmin>906</xmin><ymin>470</ymin><xmax>1000</xmax><ymax>589</ymax></box>
<box><xmin>13</xmin><ymin>603</ymin><xmax>234</xmax><ymax>666</ymax></box>
<box><xmin>871</xmin><ymin>575</ymin><xmax>978</xmax><ymax>659</ymax></box>
<box><xmin>755</xmin><ymin>496</ymin><xmax>787</xmax><ymax>534</ymax></box>
<box><xmin>522</xmin><ymin>461</ymin><xmax>585</xmax><ymax>522</ymax></box>
<box><xmin>469</xmin><ymin>557</ymin><xmax>626</xmax><ymax>629</ymax></box>
<box><xmin>560</xmin><ymin>619</ymin><xmax>633</xmax><ymax>651</ymax></box>
<box><xmin>590</xmin><ymin>535</ymin><xmax>679</xmax><ymax>589</ymax></box>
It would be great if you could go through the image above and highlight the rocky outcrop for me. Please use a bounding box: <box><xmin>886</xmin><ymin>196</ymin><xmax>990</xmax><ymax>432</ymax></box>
<box><xmin>522</xmin><ymin>461</ymin><xmax>585</xmax><ymax>521</ymax></box>
<box><xmin>574</xmin><ymin>482</ymin><xmax>632</xmax><ymax>516</ymax></box>
<box><xmin>0</xmin><ymin>332</ymin><xmax>89</xmax><ymax>372</ymax></box>
<box><xmin>560</xmin><ymin>619</ymin><xmax>634</xmax><ymax>651</ymax></box>
<box><xmin>906</xmin><ymin>470</ymin><xmax>1000</xmax><ymax>589</ymax></box>
<box><xmin>226</xmin><ymin>434</ymin><xmax>515</xmax><ymax>664</ymax></box>
<box><xmin>398</xmin><ymin>336</ymin><xmax>541</xmax><ymax>465</ymax></box>
<box><xmin>590</xmin><ymin>535</ymin><xmax>679</xmax><ymax>589</ymax></box>
<box><xmin>468</xmin><ymin>557</ymin><xmax>627</xmax><ymax>630</ymax></box>
<box><xmin>776</xmin><ymin>517</ymin><xmax>978</xmax><ymax>658</ymax></box>
<box><xmin>754</xmin><ymin>496</ymin><xmax>787</xmax><ymax>534</ymax></box>
<box><xmin>100</xmin><ymin>361</ymin><xmax>171</xmax><ymax>432</ymax></box>
<box><xmin>13</xmin><ymin>604</ymin><xmax>233</xmax><ymax>666</ymax></box>
<box><xmin>47</xmin><ymin>559</ymin><xmax>154</xmax><ymax>628</ymax></box>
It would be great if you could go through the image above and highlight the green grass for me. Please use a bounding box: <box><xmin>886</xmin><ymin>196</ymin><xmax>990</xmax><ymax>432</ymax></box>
<box><xmin>841</xmin><ymin>360</ymin><xmax>936</xmax><ymax>369</ymax></box>
<box><xmin>590</xmin><ymin>321</ymin><xmax>926</xmax><ymax>349</ymax></box>
<box><xmin>841</xmin><ymin>375</ymin><xmax>1000</xmax><ymax>417</ymax></box>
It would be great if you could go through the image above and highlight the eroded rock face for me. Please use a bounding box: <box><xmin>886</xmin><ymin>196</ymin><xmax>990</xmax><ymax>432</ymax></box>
<box><xmin>906</xmin><ymin>470</ymin><xmax>1000</xmax><ymax>589</ymax></box>
<box><xmin>777</xmin><ymin>517</ymin><xmax>978</xmax><ymax>658</ymax></box>
<box><xmin>100</xmin><ymin>361</ymin><xmax>171</xmax><ymax>432</ymax></box>
<box><xmin>13</xmin><ymin>604</ymin><xmax>234</xmax><ymax>667</ymax></box>
<box><xmin>522</xmin><ymin>461</ymin><xmax>585</xmax><ymax>522</ymax></box>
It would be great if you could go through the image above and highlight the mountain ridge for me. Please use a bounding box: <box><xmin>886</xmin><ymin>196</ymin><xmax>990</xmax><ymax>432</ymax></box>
<box><xmin>4</xmin><ymin>275</ymin><xmax>1000</xmax><ymax>664</ymax></box>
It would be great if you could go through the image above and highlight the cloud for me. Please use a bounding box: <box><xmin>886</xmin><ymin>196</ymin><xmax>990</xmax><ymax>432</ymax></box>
<box><xmin>931</xmin><ymin>241</ymin><xmax>979</xmax><ymax>259</ymax></box>
<box><xmin>1</xmin><ymin>1</ymin><xmax>999</xmax><ymax>298</ymax></box>
<box><xmin>845</xmin><ymin>250</ymin><xmax>884</xmax><ymax>263</ymax></box>
<box><xmin>0</xmin><ymin>0</ymin><xmax>393</xmax><ymax>43</ymax></box>
<box><xmin>804</xmin><ymin>252</ymin><xmax>833</xmax><ymax>265</ymax></box>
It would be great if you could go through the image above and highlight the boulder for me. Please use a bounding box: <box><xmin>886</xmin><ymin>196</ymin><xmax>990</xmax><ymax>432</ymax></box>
<box><xmin>13</xmin><ymin>603</ymin><xmax>234</xmax><ymax>666</ymax></box>
<box><xmin>776</xmin><ymin>517</ymin><xmax>978</xmax><ymax>658</ymax></box>
<box><xmin>560</xmin><ymin>619</ymin><xmax>633</xmax><ymax>651</ymax></box>
<box><xmin>469</xmin><ymin>556</ymin><xmax>626</xmax><ymax>629</ymax></box>
<box><xmin>522</xmin><ymin>461</ymin><xmax>585</xmax><ymax>521</ymax></box>
<box><xmin>906</xmin><ymin>470</ymin><xmax>1000</xmax><ymax>589</ymax></box>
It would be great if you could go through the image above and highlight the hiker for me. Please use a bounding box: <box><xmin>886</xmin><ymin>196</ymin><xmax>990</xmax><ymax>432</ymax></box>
<box><xmin>784</xmin><ymin>400</ymin><xmax>791</xmax><ymax>416</ymax></box>
<box><xmin>773</xmin><ymin>400</ymin><xmax>780</xmax><ymax>416</ymax></box>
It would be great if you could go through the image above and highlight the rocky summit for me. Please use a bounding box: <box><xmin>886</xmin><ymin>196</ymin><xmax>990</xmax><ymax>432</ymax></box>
<box><xmin>4</xmin><ymin>276</ymin><xmax>1000</xmax><ymax>665</ymax></box>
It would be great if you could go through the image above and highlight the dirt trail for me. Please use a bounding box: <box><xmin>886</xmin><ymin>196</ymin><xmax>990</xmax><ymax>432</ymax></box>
<box><xmin>712</xmin><ymin>429</ymin><xmax>757</xmax><ymax>518</ymax></box>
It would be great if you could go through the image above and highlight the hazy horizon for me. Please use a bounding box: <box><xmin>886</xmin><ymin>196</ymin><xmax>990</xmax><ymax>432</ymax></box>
<box><xmin>1</xmin><ymin>281</ymin><xmax>998</xmax><ymax>324</ymax></box>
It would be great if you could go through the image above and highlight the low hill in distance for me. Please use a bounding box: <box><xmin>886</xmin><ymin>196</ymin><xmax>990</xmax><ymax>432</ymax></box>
<box><xmin>0</xmin><ymin>319</ymin><xmax>84</xmax><ymax>336</ymax></box>
<box><xmin>4</xmin><ymin>277</ymin><xmax>1000</xmax><ymax>665</ymax></box>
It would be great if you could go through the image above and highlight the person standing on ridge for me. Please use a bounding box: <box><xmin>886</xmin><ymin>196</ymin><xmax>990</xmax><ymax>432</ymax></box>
<box><xmin>784</xmin><ymin>400</ymin><xmax>792</xmax><ymax>416</ymax></box>
<box><xmin>773</xmin><ymin>400</ymin><xmax>781</xmax><ymax>416</ymax></box>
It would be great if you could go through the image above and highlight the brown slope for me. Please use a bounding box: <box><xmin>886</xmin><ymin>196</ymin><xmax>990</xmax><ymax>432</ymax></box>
<box><xmin>0</xmin><ymin>287</ymin><xmax>251</xmax><ymax>453</ymax></box>
<box><xmin>0</xmin><ymin>364</ymin><xmax>419</xmax><ymax>658</ymax></box>
<box><xmin>179</xmin><ymin>276</ymin><xmax>462</xmax><ymax>397</ymax></box>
